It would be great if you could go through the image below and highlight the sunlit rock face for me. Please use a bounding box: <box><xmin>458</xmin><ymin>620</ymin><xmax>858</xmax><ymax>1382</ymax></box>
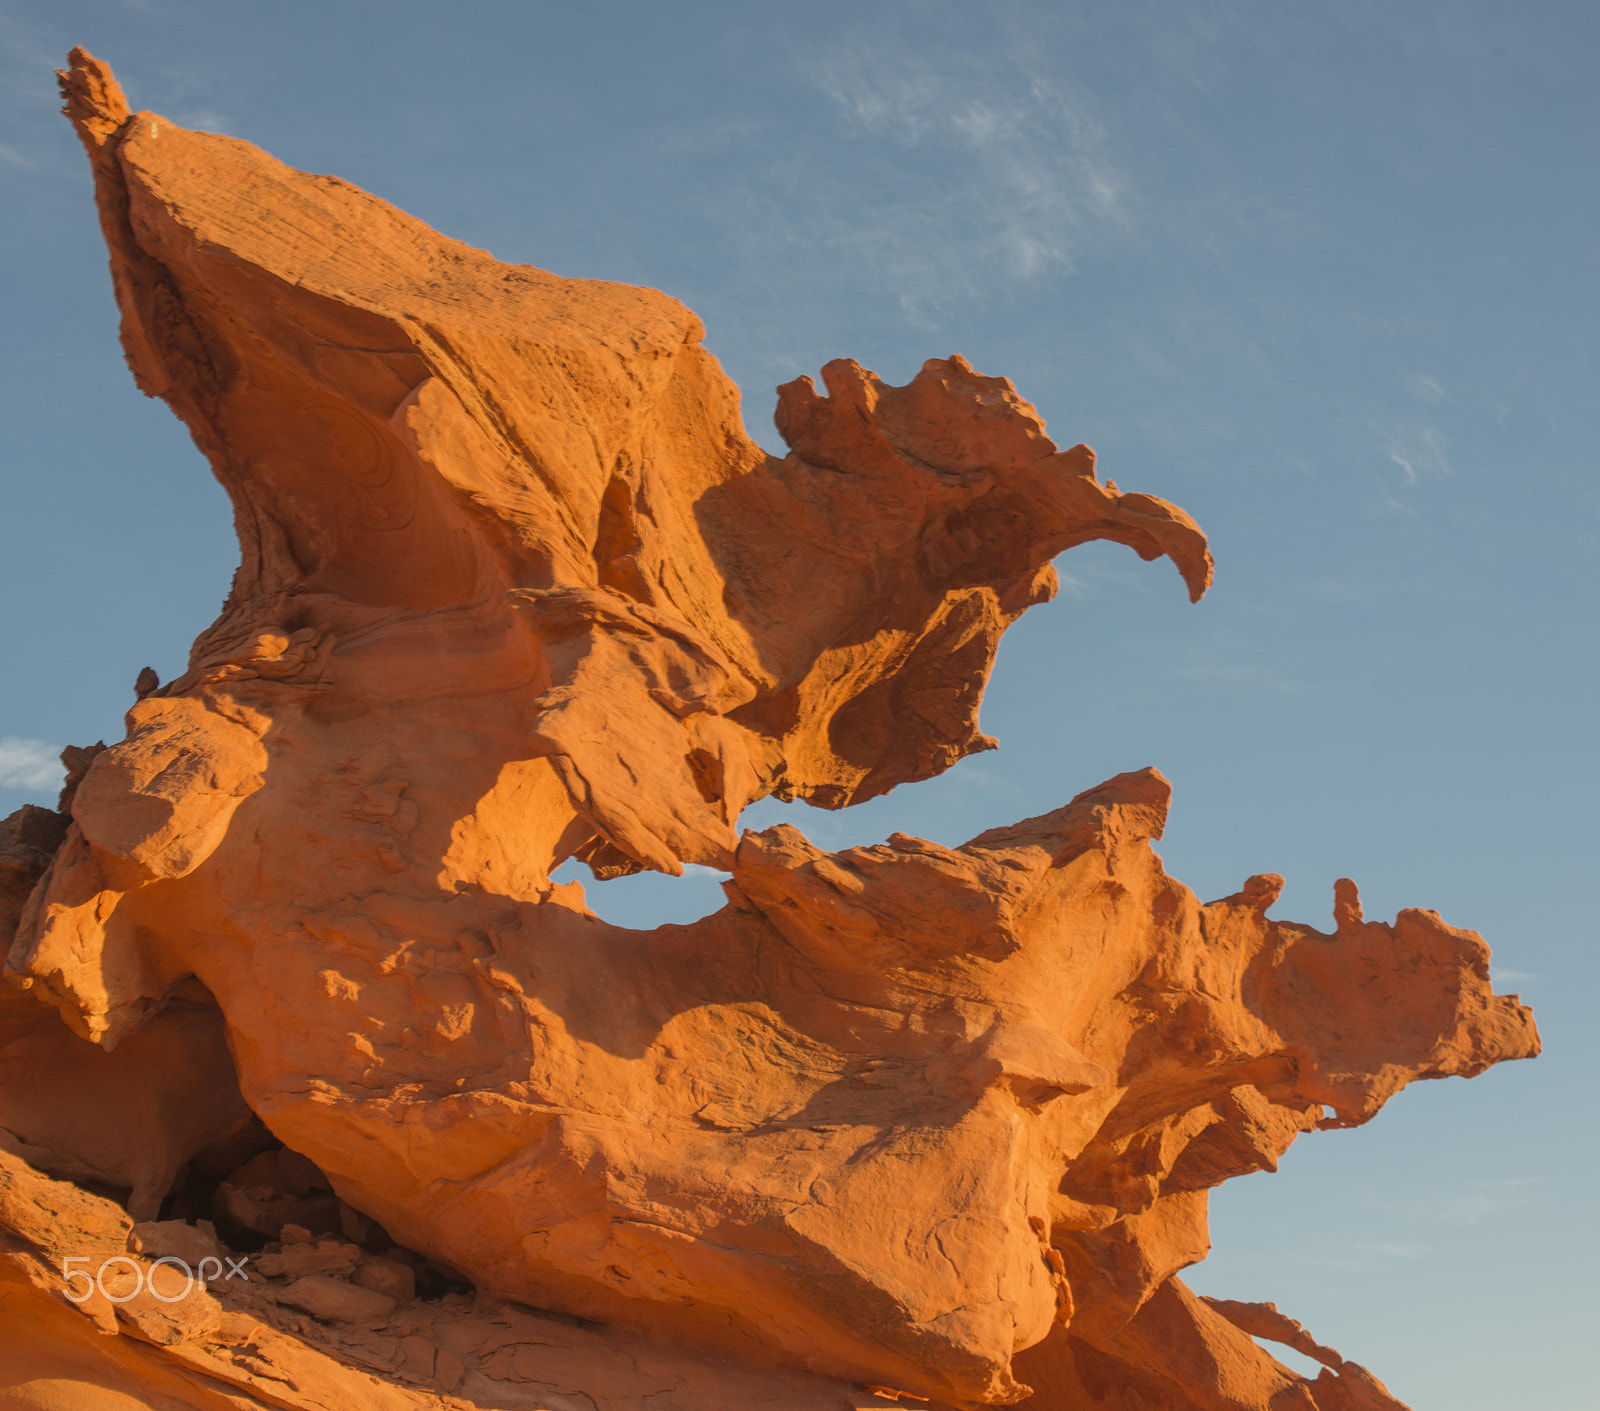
<box><xmin>0</xmin><ymin>49</ymin><xmax>1536</xmax><ymax>1411</ymax></box>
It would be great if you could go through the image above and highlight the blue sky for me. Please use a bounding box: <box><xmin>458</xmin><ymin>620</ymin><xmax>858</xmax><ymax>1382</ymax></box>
<box><xmin>1</xmin><ymin>2</ymin><xmax>1595</xmax><ymax>1405</ymax></box>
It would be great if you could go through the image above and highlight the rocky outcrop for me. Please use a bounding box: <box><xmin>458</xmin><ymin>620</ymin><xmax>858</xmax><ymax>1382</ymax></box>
<box><xmin>2</xmin><ymin>790</ymin><xmax>261</xmax><ymax>1222</ymax></box>
<box><xmin>0</xmin><ymin>1142</ymin><xmax>894</xmax><ymax>1409</ymax></box>
<box><xmin>0</xmin><ymin>49</ymin><xmax>1537</xmax><ymax>1411</ymax></box>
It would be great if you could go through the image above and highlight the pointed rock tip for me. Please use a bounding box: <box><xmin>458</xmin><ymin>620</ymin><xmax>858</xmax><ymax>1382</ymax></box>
<box><xmin>1332</xmin><ymin>876</ymin><xmax>1364</xmax><ymax>930</ymax></box>
<box><xmin>57</xmin><ymin>48</ymin><xmax>131</xmax><ymax>144</ymax></box>
<box><xmin>1069</xmin><ymin>767</ymin><xmax>1172</xmax><ymax>832</ymax></box>
<box><xmin>1240</xmin><ymin>873</ymin><xmax>1284</xmax><ymax>911</ymax></box>
<box><xmin>1100</xmin><ymin>765</ymin><xmax>1171</xmax><ymax>801</ymax></box>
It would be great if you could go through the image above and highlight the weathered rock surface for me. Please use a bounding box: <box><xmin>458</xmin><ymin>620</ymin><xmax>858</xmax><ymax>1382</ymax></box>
<box><xmin>2</xmin><ymin>796</ymin><xmax>263</xmax><ymax>1221</ymax></box>
<box><xmin>0</xmin><ymin>48</ymin><xmax>1538</xmax><ymax>1411</ymax></box>
<box><xmin>0</xmin><ymin>1144</ymin><xmax>894</xmax><ymax>1410</ymax></box>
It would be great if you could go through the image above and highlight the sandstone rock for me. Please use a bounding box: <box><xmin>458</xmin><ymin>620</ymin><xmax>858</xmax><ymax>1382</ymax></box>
<box><xmin>128</xmin><ymin>1219</ymin><xmax>225</xmax><ymax>1269</ymax></box>
<box><xmin>435</xmin><ymin>1346</ymin><xmax>466</xmax><ymax>1392</ymax></box>
<box><xmin>254</xmin><ymin>1237</ymin><xmax>361</xmax><ymax>1279</ymax></box>
<box><xmin>3</xmin><ymin>796</ymin><xmax>259</xmax><ymax>1224</ymax></box>
<box><xmin>211</xmin><ymin>1152</ymin><xmax>343</xmax><ymax>1240</ymax></box>
<box><xmin>276</xmin><ymin>1148</ymin><xmax>332</xmax><ymax>1195</ymax></box>
<box><xmin>0</xmin><ymin>805</ymin><xmax>68</xmax><ymax>944</ymax></box>
<box><xmin>355</xmin><ymin>1254</ymin><xmax>417</xmax><ymax>1302</ymax></box>
<box><xmin>114</xmin><ymin>1268</ymin><xmax>223</xmax><ymax>1347</ymax></box>
<box><xmin>0</xmin><ymin>982</ymin><xmax>259</xmax><ymax>1220</ymax></box>
<box><xmin>1012</xmin><ymin>1276</ymin><xmax>1413</xmax><ymax>1410</ymax></box>
<box><xmin>339</xmin><ymin>1201</ymin><xmax>378</xmax><ymax>1244</ymax></box>
<box><xmin>397</xmin><ymin>1332</ymin><xmax>435</xmax><ymax>1379</ymax></box>
<box><xmin>0</xmin><ymin>46</ymin><xmax>1540</xmax><ymax>1411</ymax></box>
<box><xmin>0</xmin><ymin>1140</ymin><xmax>131</xmax><ymax>1263</ymax></box>
<box><xmin>1204</xmin><ymin>1296</ymin><xmax>1346</xmax><ymax>1371</ymax></box>
<box><xmin>278</xmin><ymin>1273</ymin><xmax>397</xmax><ymax>1325</ymax></box>
<box><xmin>57</xmin><ymin>741</ymin><xmax>107</xmax><ymax>815</ymax></box>
<box><xmin>1</xmin><ymin>1143</ymin><xmax>901</xmax><ymax>1408</ymax></box>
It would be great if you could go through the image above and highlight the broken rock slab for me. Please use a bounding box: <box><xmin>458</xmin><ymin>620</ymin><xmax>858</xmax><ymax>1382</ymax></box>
<box><xmin>277</xmin><ymin>1272</ymin><xmax>397</xmax><ymax>1325</ymax></box>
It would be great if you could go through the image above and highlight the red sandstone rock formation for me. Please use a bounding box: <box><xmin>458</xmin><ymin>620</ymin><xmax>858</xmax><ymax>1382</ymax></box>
<box><xmin>0</xmin><ymin>49</ymin><xmax>1538</xmax><ymax>1410</ymax></box>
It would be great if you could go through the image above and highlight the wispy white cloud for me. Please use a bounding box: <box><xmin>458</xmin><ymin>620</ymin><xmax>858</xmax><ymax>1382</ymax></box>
<box><xmin>1312</xmin><ymin>1237</ymin><xmax>1429</xmax><ymax>1271</ymax></box>
<box><xmin>1052</xmin><ymin>544</ymin><xmax>1151</xmax><ymax>598</ymax></box>
<box><xmin>1426</xmin><ymin>1178</ymin><xmax>1544</xmax><ymax>1228</ymax></box>
<box><xmin>0</xmin><ymin>6</ymin><xmax>75</xmax><ymax>174</ymax></box>
<box><xmin>650</xmin><ymin>115</ymin><xmax>765</xmax><ymax>158</ymax></box>
<box><xmin>1410</xmin><ymin>372</ymin><xmax>1446</xmax><ymax>403</ymax></box>
<box><xmin>1378</xmin><ymin>421</ymin><xmax>1451</xmax><ymax>486</ymax></box>
<box><xmin>174</xmin><ymin>109</ymin><xmax>233</xmax><ymax>136</ymax></box>
<box><xmin>1298</xmin><ymin>578</ymin><xmax>1375</xmax><ymax>604</ymax></box>
<box><xmin>0</xmin><ymin>25</ymin><xmax>63</xmax><ymax>105</ymax></box>
<box><xmin>792</xmin><ymin>44</ymin><xmax>1131</xmax><ymax>317</ymax></box>
<box><xmin>1490</xmin><ymin>966</ymin><xmax>1538</xmax><ymax>987</ymax></box>
<box><xmin>1360</xmin><ymin>1175</ymin><xmax>1546</xmax><ymax>1232</ymax></box>
<box><xmin>1173</xmin><ymin>629</ymin><xmax>1312</xmax><ymax>695</ymax></box>
<box><xmin>0</xmin><ymin>737</ymin><xmax>62</xmax><ymax>791</ymax></box>
<box><xmin>1176</xmin><ymin>658</ymin><xmax>1307</xmax><ymax>695</ymax></box>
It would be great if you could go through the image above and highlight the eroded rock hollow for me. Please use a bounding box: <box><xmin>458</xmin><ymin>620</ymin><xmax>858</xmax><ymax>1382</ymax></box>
<box><xmin>0</xmin><ymin>49</ymin><xmax>1538</xmax><ymax>1411</ymax></box>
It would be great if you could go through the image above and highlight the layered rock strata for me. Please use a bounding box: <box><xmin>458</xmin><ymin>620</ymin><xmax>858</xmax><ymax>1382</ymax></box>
<box><xmin>0</xmin><ymin>49</ymin><xmax>1538</xmax><ymax>1411</ymax></box>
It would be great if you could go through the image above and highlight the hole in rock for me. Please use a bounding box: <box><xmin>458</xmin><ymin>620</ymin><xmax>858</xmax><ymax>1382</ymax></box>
<box><xmin>1250</xmin><ymin>1339</ymin><xmax>1327</xmax><ymax>1381</ymax></box>
<box><xmin>552</xmin><ymin>856</ymin><xmax>734</xmax><ymax>928</ymax></box>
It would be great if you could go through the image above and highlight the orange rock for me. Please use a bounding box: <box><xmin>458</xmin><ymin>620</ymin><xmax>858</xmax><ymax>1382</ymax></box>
<box><xmin>1203</xmin><ymin>1297</ymin><xmax>1346</xmax><ymax>1371</ymax></box>
<box><xmin>354</xmin><ymin>1255</ymin><xmax>417</xmax><ymax>1302</ymax></box>
<box><xmin>127</xmin><ymin>1220</ymin><xmax>225</xmax><ymax>1269</ymax></box>
<box><xmin>0</xmin><ymin>47</ymin><xmax>1538</xmax><ymax>1411</ymax></box>
<box><xmin>2</xmin><ymin>780</ymin><xmax>263</xmax><ymax>1223</ymax></box>
<box><xmin>2</xmin><ymin>1145</ymin><xmax>899</xmax><ymax>1407</ymax></box>
<box><xmin>113</xmin><ymin>1269</ymin><xmax>223</xmax><ymax>1348</ymax></box>
<box><xmin>254</xmin><ymin>1239</ymin><xmax>360</xmax><ymax>1279</ymax></box>
<box><xmin>0</xmin><ymin>969</ymin><xmax>259</xmax><ymax>1220</ymax></box>
<box><xmin>277</xmin><ymin>1273</ymin><xmax>397</xmax><ymax>1325</ymax></box>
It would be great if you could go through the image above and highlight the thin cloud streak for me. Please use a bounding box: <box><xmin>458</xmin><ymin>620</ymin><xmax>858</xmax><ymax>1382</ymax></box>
<box><xmin>0</xmin><ymin>737</ymin><xmax>62</xmax><ymax>791</ymax></box>
<box><xmin>1312</xmin><ymin>1238</ymin><xmax>1429</xmax><ymax>1271</ymax></box>
<box><xmin>1426</xmin><ymin>1178</ymin><xmax>1545</xmax><ymax>1229</ymax></box>
<box><xmin>1378</xmin><ymin>421</ymin><xmax>1451</xmax><ymax>486</ymax></box>
<box><xmin>1490</xmin><ymin>967</ymin><xmax>1538</xmax><ymax>987</ymax></box>
<box><xmin>795</xmin><ymin>43</ymin><xmax>1131</xmax><ymax>316</ymax></box>
<box><xmin>174</xmin><ymin>109</ymin><xmax>234</xmax><ymax>136</ymax></box>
